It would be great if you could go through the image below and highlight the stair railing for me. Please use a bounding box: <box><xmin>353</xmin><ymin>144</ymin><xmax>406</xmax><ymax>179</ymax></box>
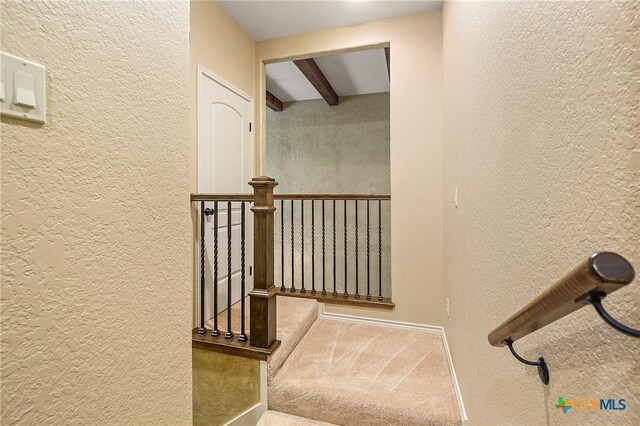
<box><xmin>191</xmin><ymin>178</ymin><xmax>394</xmax><ymax>358</ymax></box>
<box><xmin>273</xmin><ymin>194</ymin><xmax>393</xmax><ymax>308</ymax></box>
<box><xmin>488</xmin><ymin>252</ymin><xmax>638</xmax><ymax>384</ymax></box>
<box><xmin>191</xmin><ymin>177</ymin><xmax>280</xmax><ymax>359</ymax></box>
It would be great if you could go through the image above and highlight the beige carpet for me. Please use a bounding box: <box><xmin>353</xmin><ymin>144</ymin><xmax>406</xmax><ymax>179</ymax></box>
<box><xmin>204</xmin><ymin>297</ymin><xmax>250</xmax><ymax>336</ymax></box>
<box><xmin>205</xmin><ymin>295</ymin><xmax>318</xmax><ymax>379</ymax></box>
<box><xmin>268</xmin><ymin>296</ymin><xmax>318</xmax><ymax>379</ymax></box>
<box><xmin>268</xmin><ymin>320</ymin><xmax>461</xmax><ymax>426</ymax></box>
<box><xmin>257</xmin><ymin>410</ymin><xmax>336</xmax><ymax>426</ymax></box>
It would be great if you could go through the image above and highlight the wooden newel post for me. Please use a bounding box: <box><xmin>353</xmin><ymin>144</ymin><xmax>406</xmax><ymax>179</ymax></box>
<box><xmin>249</xmin><ymin>176</ymin><xmax>278</xmax><ymax>349</ymax></box>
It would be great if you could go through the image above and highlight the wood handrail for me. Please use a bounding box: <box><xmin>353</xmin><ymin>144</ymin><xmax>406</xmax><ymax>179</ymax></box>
<box><xmin>488</xmin><ymin>252</ymin><xmax>635</xmax><ymax>347</ymax></box>
<box><xmin>191</xmin><ymin>194</ymin><xmax>253</xmax><ymax>201</ymax></box>
<box><xmin>274</xmin><ymin>194</ymin><xmax>390</xmax><ymax>200</ymax></box>
<box><xmin>191</xmin><ymin>193</ymin><xmax>391</xmax><ymax>202</ymax></box>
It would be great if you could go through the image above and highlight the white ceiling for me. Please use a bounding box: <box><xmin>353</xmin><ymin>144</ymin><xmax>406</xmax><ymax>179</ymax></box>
<box><xmin>266</xmin><ymin>48</ymin><xmax>389</xmax><ymax>102</ymax></box>
<box><xmin>217</xmin><ymin>0</ymin><xmax>442</xmax><ymax>41</ymax></box>
<box><xmin>266</xmin><ymin>61</ymin><xmax>320</xmax><ymax>102</ymax></box>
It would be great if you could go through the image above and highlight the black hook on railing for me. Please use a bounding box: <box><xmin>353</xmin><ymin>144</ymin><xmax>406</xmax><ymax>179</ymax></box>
<box><xmin>204</xmin><ymin>207</ymin><xmax>215</xmax><ymax>216</ymax></box>
<box><xmin>503</xmin><ymin>339</ymin><xmax>549</xmax><ymax>385</ymax></box>
<box><xmin>580</xmin><ymin>292</ymin><xmax>640</xmax><ymax>338</ymax></box>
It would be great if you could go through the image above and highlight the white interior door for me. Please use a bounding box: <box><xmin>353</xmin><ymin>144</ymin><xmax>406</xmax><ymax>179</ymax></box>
<box><xmin>198</xmin><ymin>66</ymin><xmax>253</xmax><ymax>321</ymax></box>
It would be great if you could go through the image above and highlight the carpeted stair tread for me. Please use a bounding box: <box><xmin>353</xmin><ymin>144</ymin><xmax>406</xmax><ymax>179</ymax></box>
<box><xmin>205</xmin><ymin>295</ymin><xmax>318</xmax><ymax>379</ymax></box>
<box><xmin>269</xmin><ymin>296</ymin><xmax>318</xmax><ymax>379</ymax></box>
<box><xmin>257</xmin><ymin>410</ymin><xmax>336</xmax><ymax>426</ymax></box>
<box><xmin>268</xmin><ymin>319</ymin><xmax>461</xmax><ymax>425</ymax></box>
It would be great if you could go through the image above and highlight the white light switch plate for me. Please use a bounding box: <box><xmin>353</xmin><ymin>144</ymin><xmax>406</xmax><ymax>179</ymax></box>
<box><xmin>0</xmin><ymin>52</ymin><xmax>46</xmax><ymax>123</ymax></box>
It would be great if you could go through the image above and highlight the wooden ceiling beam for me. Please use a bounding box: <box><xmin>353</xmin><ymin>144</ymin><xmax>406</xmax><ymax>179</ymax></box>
<box><xmin>266</xmin><ymin>90</ymin><xmax>283</xmax><ymax>112</ymax></box>
<box><xmin>293</xmin><ymin>58</ymin><xmax>339</xmax><ymax>106</ymax></box>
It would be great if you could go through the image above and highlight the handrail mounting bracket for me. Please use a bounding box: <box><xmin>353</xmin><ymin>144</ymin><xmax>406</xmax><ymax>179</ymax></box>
<box><xmin>504</xmin><ymin>339</ymin><xmax>549</xmax><ymax>385</ymax></box>
<box><xmin>578</xmin><ymin>292</ymin><xmax>640</xmax><ymax>338</ymax></box>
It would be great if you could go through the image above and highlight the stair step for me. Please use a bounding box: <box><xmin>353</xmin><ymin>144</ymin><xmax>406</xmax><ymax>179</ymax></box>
<box><xmin>268</xmin><ymin>319</ymin><xmax>461</xmax><ymax>425</ymax></box>
<box><xmin>257</xmin><ymin>410</ymin><xmax>336</xmax><ymax>426</ymax></box>
<box><xmin>268</xmin><ymin>296</ymin><xmax>318</xmax><ymax>379</ymax></box>
<box><xmin>205</xmin><ymin>295</ymin><xmax>317</xmax><ymax>379</ymax></box>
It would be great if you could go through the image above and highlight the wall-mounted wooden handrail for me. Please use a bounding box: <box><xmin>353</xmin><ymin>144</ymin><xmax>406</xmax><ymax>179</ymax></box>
<box><xmin>488</xmin><ymin>252</ymin><xmax>635</xmax><ymax>347</ymax></box>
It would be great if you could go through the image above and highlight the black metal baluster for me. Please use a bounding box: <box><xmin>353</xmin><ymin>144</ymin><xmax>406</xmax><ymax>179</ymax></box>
<box><xmin>322</xmin><ymin>200</ymin><xmax>327</xmax><ymax>296</ymax></box>
<box><xmin>366</xmin><ymin>200</ymin><xmax>371</xmax><ymax>300</ymax></box>
<box><xmin>239</xmin><ymin>202</ymin><xmax>247</xmax><ymax>342</ymax></box>
<box><xmin>300</xmin><ymin>200</ymin><xmax>306</xmax><ymax>293</ymax></box>
<box><xmin>332</xmin><ymin>200</ymin><xmax>337</xmax><ymax>297</ymax></box>
<box><xmin>290</xmin><ymin>199</ymin><xmax>295</xmax><ymax>292</ymax></box>
<box><xmin>272</xmin><ymin>200</ymin><xmax>275</xmax><ymax>286</ymax></box>
<box><xmin>226</xmin><ymin>202</ymin><xmax>234</xmax><ymax>339</ymax></box>
<box><xmin>355</xmin><ymin>200</ymin><xmax>359</xmax><ymax>299</ymax></box>
<box><xmin>198</xmin><ymin>202</ymin><xmax>206</xmax><ymax>334</ymax></box>
<box><xmin>280</xmin><ymin>199</ymin><xmax>285</xmax><ymax>292</ymax></box>
<box><xmin>212</xmin><ymin>201</ymin><xmax>220</xmax><ymax>336</ymax></box>
<box><xmin>343</xmin><ymin>200</ymin><xmax>349</xmax><ymax>297</ymax></box>
<box><xmin>378</xmin><ymin>200</ymin><xmax>383</xmax><ymax>301</ymax></box>
<box><xmin>311</xmin><ymin>200</ymin><xmax>316</xmax><ymax>294</ymax></box>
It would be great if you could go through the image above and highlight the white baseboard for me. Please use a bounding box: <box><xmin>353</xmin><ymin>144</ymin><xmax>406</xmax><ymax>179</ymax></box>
<box><xmin>224</xmin><ymin>403</ymin><xmax>267</xmax><ymax>426</ymax></box>
<box><xmin>319</xmin><ymin>305</ymin><xmax>443</xmax><ymax>334</ymax></box>
<box><xmin>318</xmin><ymin>304</ymin><xmax>468</xmax><ymax>424</ymax></box>
<box><xmin>224</xmin><ymin>360</ymin><xmax>269</xmax><ymax>426</ymax></box>
<box><xmin>440</xmin><ymin>328</ymin><xmax>468</xmax><ymax>424</ymax></box>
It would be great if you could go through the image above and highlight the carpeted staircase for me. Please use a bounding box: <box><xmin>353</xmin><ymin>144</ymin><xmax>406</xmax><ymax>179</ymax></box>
<box><xmin>213</xmin><ymin>297</ymin><xmax>461</xmax><ymax>425</ymax></box>
<box><xmin>267</xmin><ymin>318</ymin><xmax>460</xmax><ymax>425</ymax></box>
<box><xmin>205</xmin><ymin>295</ymin><xmax>318</xmax><ymax>379</ymax></box>
<box><xmin>257</xmin><ymin>410</ymin><xmax>335</xmax><ymax>425</ymax></box>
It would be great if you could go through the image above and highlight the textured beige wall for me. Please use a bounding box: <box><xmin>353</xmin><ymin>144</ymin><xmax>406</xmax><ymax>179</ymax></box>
<box><xmin>443</xmin><ymin>1</ymin><xmax>639</xmax><ymax>424</ymax></box>
<box><xmin>256</xmin><ymin>12</ymin><xmax>444</xmax><ymax>325</ymax></box>
<box><xmin>266</xmin><ymin>93</ymin><xmax>392</xmax><ymax>297</ymax></box>
<box><xmin>190</xmin><ymin>0</ymin><xmax>256</xmax><ymax>191</ymax></box>
<box><xmin>192</xmin><ymin>347</ymin><xmax>260</xmax><ymax>426</ymax></box>
<box><xmin>267</xmin><ymin>94</ymin><xmax>391</xmax><ymax>298</ymax></box>
<box><xmin>1</xmin><ymin>0</ymin><xmax>192</xmax><ymax>424</ymax></box>
<box><xmin>267</xmin><ymin>94</ymin><xmax>390</xmax><ymax>194</ymax></box>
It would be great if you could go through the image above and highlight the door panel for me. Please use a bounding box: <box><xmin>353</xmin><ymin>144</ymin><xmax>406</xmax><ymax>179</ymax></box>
<box><xmin>211</xmin><ymin>104</ymin><xmax>243</xmax><ymax>192</ymax></box>
<box><xmin>198</xmin><ymin>68</ymin><xmax>253</xmax><ymax>322</ymax></box>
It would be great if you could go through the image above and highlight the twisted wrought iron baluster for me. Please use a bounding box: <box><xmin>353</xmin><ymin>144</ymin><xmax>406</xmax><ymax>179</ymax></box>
<box><xmin>198</xmin><ymin>202</ymin><xmax>206</xmax><ymax>334</ymax></box>
<box><xmin>301</xmin><ymin>200</ymin><xmax>306</xmax><ymax>293</ymax></box>
<box><xmin>322</xmin><ymin>200</ymin><xmax>327</xmax><ymax>295</ymax></box>
<box><xmin>225</xmin><ymin>202</ymin><xmax>234</xmax><ymax>339</ymax></box>
<box><xmin>290</xmin><ymin>199</ymin><xmax>295</xmax><ymax>292</ymax></box>
<box><xmin>239</xmin><ymin>202</ymin><xmax>247</xmax><ymax>342</ymax></box>
<box><xmin>343</xmin><ymin>200</ymin><xmax>348</xmax><ymax>297</ymax></box>
<box><xmin>212</xmin><ymin>201</ymin><xmax>220</xmax><ymax>336</ymax></box>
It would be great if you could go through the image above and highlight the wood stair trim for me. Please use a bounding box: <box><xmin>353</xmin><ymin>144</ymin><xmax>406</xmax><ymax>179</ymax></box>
<box><xmin>192</xmin><ymin>328</ymin><xmax>281</xmax><ymax>361</ymax></box>
<box><xmin>277</xmin><ymin>290</ymin><xmax>395</xmax><ymax>309</ymax></box>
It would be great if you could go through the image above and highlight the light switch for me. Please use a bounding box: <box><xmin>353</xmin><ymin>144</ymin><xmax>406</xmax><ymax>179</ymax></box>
<box><xmin>14</xmin><ymin>70</ymin><xmax>36</xmax><ymax>108</ymax></box>
<box><xmin>0</xmin><ymin>52</ymin><xmax>46</xmax><ymax>123</ymax></box>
